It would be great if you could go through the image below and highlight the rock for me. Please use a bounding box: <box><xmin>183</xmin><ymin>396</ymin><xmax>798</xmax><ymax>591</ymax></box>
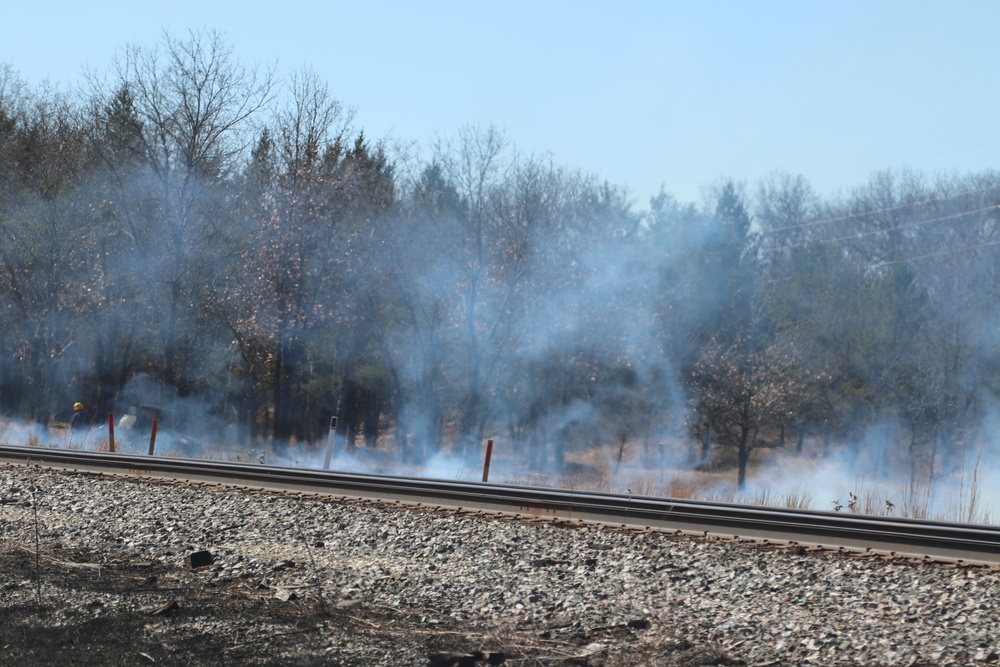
<box><xmin>189</xmin><ymin>550</ymin><xmax>214</xmax><ymax>568</ymax></box>
<box><xmin>3</xmin><ymin>465</ymin><xmax>1000</xmax><ymax>667</ymax></box>
<box><xmin>150</xmin><ymin>600</ymin><xmax>178</xmax><ymax>616</ymax></box>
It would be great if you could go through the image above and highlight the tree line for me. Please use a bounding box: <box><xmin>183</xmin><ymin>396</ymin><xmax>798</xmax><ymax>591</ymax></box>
<box><xmin>2</xmin><ymin>31</ymin><xmax>999</xmax><ymax>488</ymax></box>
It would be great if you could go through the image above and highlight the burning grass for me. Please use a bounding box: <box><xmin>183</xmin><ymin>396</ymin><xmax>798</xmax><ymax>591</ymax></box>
<box><xmin>0</xmin><ymin>416</ymin><xmax>995</xmax><ymax>526</ymax></box>
<box><xmin>539</xmin><ymin>435</ymin><xmax>997</xmax><ymax>525</ymax></box>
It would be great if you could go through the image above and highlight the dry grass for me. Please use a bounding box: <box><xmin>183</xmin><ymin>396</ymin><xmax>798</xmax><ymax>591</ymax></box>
<box><xmin>737</xmin><ymin>487</ymin><xmax>814</xmax><ymax>510</ymax></box>
<box><xmin>1</xmin><ymin>418</ymin><xmax>994</xmax><ymax>525</ymax></box>
<box><xmin>552</xmin><ymin>441</ymin><xmax>996</xmax><ymax>523</ymax></box>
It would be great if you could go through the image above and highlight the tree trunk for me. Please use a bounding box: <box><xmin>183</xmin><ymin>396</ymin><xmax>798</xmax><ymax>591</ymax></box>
<box><xmin>737</xmin><ymin>428</ymin><xmax>751</xmax><ymax>490</ymax></box>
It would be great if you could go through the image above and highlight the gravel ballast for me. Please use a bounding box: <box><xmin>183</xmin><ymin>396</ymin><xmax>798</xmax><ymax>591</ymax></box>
<box><xmin>1</xmin><ymin>464</ymin><xmax>998</xmax><ymax>666</ymax></box>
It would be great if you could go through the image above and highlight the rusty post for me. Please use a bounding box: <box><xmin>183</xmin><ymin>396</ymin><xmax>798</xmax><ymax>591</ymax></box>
<box><xmin>108</xmin><ymin>412</ymin><xmax>116</xmax><ymax>453</ymax></box>
<box><xmin>482</xmin><ymin>439</ymin><xmax>494</xmax><ymax>483</ymax></box>
<box><xmin>148</xmin><ymin>419</ymin><xmax>158</xmax><ymax>456</ymax></box>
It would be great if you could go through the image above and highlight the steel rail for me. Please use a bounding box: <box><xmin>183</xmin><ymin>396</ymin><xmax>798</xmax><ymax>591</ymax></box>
<box><xmin>1</xmin><ymin>444</ymin><xmax>998</xmax><ymax>566</ymax></box>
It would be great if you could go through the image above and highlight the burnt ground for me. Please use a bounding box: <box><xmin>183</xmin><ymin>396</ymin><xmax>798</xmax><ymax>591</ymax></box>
<box><xmin>0</xmin><ymin>546</ymin><xmax>731</xmax><ymax>667</ymax></box>
<box><xmin>0</xmin><ymin>546</ymin><xmax>342</xmax><ymax>666</ymax></box>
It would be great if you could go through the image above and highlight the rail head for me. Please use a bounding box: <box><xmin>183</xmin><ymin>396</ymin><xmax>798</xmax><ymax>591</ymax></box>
<box><xmin>2</xmin><ymin>444</ymin><xmax>998</xmax><ymax>567</ymax></box>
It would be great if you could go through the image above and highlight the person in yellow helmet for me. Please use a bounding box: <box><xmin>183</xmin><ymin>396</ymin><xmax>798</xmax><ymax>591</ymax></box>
<box><xmin>70</xmin><ymin>402</ymin><xmax>88</xmax><ymax>429</ymax></box>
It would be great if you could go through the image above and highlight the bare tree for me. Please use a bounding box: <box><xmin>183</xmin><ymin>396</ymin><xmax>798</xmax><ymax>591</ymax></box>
<box><xmin>97</xmin><ymin>29</ymin><xmax>276</xmax><ymax>392</ymax></box>
<box><xmin>0</xmin><ymin>80</ymin><xmax>94</xmax><ymax>421</ymax></box>
<box><xmin>434</xmin><ymin>124</ymin><xmax>516</xmax><ymax>458</ymax></box>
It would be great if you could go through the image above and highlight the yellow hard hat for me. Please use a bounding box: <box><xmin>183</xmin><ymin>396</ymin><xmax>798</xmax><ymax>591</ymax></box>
<box><xmin>73</xmin><ymin>402</ymin><xmax>84</xmax><ymax>411</ymax></box>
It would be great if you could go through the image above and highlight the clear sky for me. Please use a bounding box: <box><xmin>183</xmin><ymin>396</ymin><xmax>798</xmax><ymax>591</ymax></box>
<box><xmin>3</xmin><ymin>1</ymin><xmax>999</xmax><ymax>207</ymax></box>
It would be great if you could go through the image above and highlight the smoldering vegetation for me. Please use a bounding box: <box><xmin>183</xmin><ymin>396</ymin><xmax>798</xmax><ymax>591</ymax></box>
<box><xmin>1</xmin><ymin>32</ymin><xmax>999</xmax><ymax>521</ymax></box>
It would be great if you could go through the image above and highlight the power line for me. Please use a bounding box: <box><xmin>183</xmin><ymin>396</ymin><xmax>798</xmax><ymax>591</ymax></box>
<box><xmin>761</xmin><ymin>204</ymin><xmax>1000</xmax><ymax>256</ymax></box>
<box><xmin>763</xmin><ymin>232</ymin><xmax>1000</xmax><ymax>284</ymax></box>
<box><xmin>760</xmin><ymin>185</ymin><xmax>1000</xmax><ymax>237</ymax></box>
<box><xmin>870</xmin><ymin>237</ymin><xmax>1000</xmax><ymax>271</ymax></box>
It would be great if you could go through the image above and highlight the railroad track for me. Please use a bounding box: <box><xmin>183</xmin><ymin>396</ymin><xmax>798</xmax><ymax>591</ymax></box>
<box><xmin>2</xmin><ymin>444</ymin><xmax>999</xmax><ymax>566</ymax></box>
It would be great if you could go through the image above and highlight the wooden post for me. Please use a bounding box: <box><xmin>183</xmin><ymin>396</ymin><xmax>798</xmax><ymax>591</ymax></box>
<box><xmin>482</xmin><ymin>439</ymin><xmax>494</xmax><ymax>483</ymax></box>
<box><xmin>148</xmin><ymin>419</ymin><xmax>158</xmax><ymax>456</ymax></box>
<box><xmin>108</xmin><ymin>412</ymin><xmax>116</xmax><ymax>453</ymax></box>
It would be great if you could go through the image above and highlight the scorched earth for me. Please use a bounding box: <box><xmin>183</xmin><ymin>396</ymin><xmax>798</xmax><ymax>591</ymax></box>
<box><xmin>1</xmin><ymin>464</ymin><xmax>999</xmax><ymax>666</ymax></box>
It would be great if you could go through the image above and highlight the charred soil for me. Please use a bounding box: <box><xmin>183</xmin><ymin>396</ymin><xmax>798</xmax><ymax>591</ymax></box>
<box><xmin>0</xmin><ymin>546</ymin><xmax>702</xmax><ymax>667</ymax></box>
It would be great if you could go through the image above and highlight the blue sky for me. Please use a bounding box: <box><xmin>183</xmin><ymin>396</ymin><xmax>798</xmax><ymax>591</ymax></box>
<box><xmin>3</xmin><ymin>1</ymin><xmax>999</xmax><ymax>206</ymax></box>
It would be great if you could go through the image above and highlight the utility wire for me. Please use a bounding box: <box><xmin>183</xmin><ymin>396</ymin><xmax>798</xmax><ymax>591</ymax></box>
<box><xmin>761</xmin><ymin>204</ymin><xmax>1000</xmax><ymax>256</ymax></box>
<box><xmin>762</xmin><ymin>204</ymin><xmax>1000</xmax><ymax>282</ymax></box>
<box><xmin>870</xmin><ymin>237</ymin><xmax>1000</xmax><ymax>271</ymax></box>
<box><xmin>760</xmin><ymin>185</ymin><xmax>1000</xmax><ymax>237</ymax></box>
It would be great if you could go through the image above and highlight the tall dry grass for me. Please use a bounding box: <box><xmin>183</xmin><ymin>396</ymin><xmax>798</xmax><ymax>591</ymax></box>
<box><xmin>545</xmin><ymin>441</ymin><xmax>995</xmax><ymax>523</ymax></box>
